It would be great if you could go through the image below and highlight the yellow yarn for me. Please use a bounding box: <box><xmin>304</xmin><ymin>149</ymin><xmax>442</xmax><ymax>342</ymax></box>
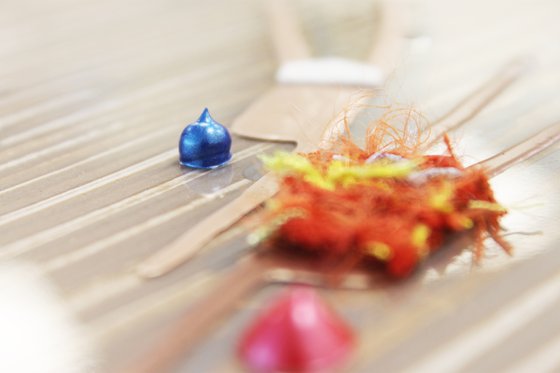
<box><xmin>366</xmin><ymin>242</ymin><xmax>393</xmax><ymax>261</ymax></box>
<box><xmin>411</xmin><ymin>224</ymin><xmax>431</xmax><ymax>257</ymax></box>
<box><xmin>429</xmin><ymin>181</ymin><xmax>455</xmax><ymax>213</ymax></box>
<box><xmin>468</xmin><ymin>200</ymin><xmax>507</xmax><ymax>213</ymax></box>
<box><xmin>261</xmin><ymin>152</ymin><xmax>418</xmax><ymax>190</ymax></box>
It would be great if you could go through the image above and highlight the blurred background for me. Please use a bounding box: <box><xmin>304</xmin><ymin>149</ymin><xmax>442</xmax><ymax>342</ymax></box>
<box><xmin>0</xmin><ymin>0</ymin><xmax>559</xmax><ymax>372</ymax></box>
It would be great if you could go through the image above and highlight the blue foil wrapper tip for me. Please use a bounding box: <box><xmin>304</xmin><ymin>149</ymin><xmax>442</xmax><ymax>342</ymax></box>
<box><xmin>178</xmin><ymin>108</ymin><xmax>232</xmax><ymax>169</ymax></box>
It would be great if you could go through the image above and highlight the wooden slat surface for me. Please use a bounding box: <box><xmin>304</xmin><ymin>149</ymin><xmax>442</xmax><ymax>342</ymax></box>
<box><xmin>1</xmin><ymin>0</ymin><xmax>559</xmax><ymax>372</ymax></box>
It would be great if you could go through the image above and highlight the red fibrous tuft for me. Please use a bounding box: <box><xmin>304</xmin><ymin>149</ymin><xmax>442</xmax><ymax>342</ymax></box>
<box><xmin>257</xmin><ymin>117</ymin><xmax>509</xmax><ymax>278</ymax></box>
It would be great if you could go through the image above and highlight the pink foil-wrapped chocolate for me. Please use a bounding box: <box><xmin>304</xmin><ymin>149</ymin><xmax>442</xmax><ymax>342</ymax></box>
<box><xmin>237</xmin><ymin>288</ymin><xmax>355</xmax><ymax>372</ymax></box>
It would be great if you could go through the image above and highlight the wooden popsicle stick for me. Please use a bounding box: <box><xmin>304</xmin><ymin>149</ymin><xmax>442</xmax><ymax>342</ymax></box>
<box><xmin>137</xmin><ymin>173</ymin><xmax>277</xmax><ymax>278</ymax></box>
<box><xmin>124</xmin><ymin>120</ymin><xmax>560</xmax><ymax>373</ymax></box>
<box><xmin>368</xmin><ymin>0</ymin><xmax>408</xmax><ymax>72</ymax></box>
<box><xmin>472</xmin><ymin>120</ymin><xmax>560</xmax><ymax>177</ymax></box>
<box><xmin>265</xmin><ymin>0</ymin><xmax>311</xmax><ymax>64</ymax></box>
<box><xmin>423</xmin><ymin>57</ymin><xmax>531</xmax><ymax>150</ymax></box>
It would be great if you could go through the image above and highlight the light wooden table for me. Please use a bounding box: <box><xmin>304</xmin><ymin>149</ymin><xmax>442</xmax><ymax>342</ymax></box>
<box><xmin>1</xmin><ymin>0</ymin><xmax>559</xmax><ymax>372</ymax></box>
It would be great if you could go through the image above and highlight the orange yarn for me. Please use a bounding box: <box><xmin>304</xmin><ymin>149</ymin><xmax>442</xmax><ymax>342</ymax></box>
<box><xmin>257</xmin><ymin>115</ymin><xmax>510</xmax><ymax>278</ymax></box>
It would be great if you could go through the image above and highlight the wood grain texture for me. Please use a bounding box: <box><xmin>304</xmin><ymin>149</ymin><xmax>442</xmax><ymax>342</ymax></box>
<box><xmin>1</xmin><ymin>0</ymin><xmax>559</xmax><ymax>372</ymax></box>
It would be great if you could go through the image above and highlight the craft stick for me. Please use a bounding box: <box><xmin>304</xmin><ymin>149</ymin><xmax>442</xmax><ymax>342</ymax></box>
<box><xmin>265</xmin><ymin>0</ymin><xmax>311</xmax><ymax>64</ymax></box>
<box><xmin>124</xmin><ymin>122</ymin><xmax>560</xmax><ymax>372</ymax></box>
<box><xmin>137</xmin><ymin>173</ymin><xmax>277</xmax><ymax>278</ymax></box>
<box><xmin>472</xmin><ymin>120</ymin><xmax>560</xmax><ymax>177</ymax></box>
<box><xmin>423</xmin><ymin>57</ymin><xmax>531</xmax><ymax>150</ymax></box>
<box><xmin>367</xmin><ymin>0</ymin><xmax>408</xmax><ymax>73</ymax></box>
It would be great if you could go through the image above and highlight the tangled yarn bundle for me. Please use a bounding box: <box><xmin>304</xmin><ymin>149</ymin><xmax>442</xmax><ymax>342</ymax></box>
<box><xmin>256</xmin><ymin>113</ymin><xmax>511</xmax><ymax>278</ymax></box>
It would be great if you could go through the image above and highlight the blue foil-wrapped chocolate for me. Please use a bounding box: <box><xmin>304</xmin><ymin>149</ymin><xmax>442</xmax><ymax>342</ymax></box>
<box><xmin>179</xmin><ymin>108</ymin><xmax>232</xmax><ymax>169</ymax></box>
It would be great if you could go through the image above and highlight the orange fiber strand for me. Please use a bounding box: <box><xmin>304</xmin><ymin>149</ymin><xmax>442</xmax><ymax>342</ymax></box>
<box><xmin>256</xmin><ymin>111</ymin><xmax>510</xmax><ymax>278</ymax></box>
